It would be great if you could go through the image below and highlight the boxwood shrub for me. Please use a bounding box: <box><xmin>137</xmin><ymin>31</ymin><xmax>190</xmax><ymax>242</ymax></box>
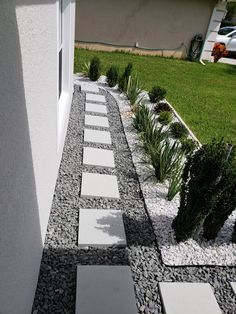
<box><xmin>89</xmin><ymin>56</ymin><xmax>101</xmax><ymax>81</ymax></box>
<box><xmin>170</xmin><ymin>122</ymin><xmax>188</xmax><ymax>139</ymax></box>
<box><xmin>149</xmin><ymin>86</ymin><xmax>166</xmax><ymax>104</ymax></box>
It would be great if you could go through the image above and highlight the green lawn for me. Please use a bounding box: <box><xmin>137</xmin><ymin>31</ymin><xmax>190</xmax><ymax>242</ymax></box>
<box><xmin>74</xmin><ymin>48</ymin><xmax>236</xmax><ymax>144</ymax></box>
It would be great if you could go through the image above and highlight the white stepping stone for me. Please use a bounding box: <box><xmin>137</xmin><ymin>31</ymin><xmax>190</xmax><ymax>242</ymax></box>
<box><xmin>230</xmin><ymin>282</ymin><xmax>236</xmax><ymax>295</ymax></box>
<box><xmin>85</xmin><ymin>114</ymin><xmax>109</xmax><ymax>128</ymax></box>
<box><xmin>84</xmin><ymin>128</ymin><xmax>111</xmax><ymax>145</ymax></box>
<box><xmin>86</xmin><ymin>93</ymin><xmax>106</xmax><ymax>103</ymax></box>
<box><xmin>80</xmin><ymin>83</ymin><xmax>99</xmax><ymax>93</ymax></box>
<box><xmin>81</xmin><ymin>172</ymin><xmax>119</xmax><ymax>198</ymax></box>
<box><xmin>76</xmin><ymin>266</ymin><xmax>138</xmax><ymax>314</ymax></box>
<box><xmin>85</xmin><ymin>103</ymin><xmax>107</xmax><ymax>114</ymax></box>
<box><xmin>83</xmin><ymin>147</ymin><xmax>115</xmax><ymax>168</ymax></box>
<box><xmin>78</xmin><ymin>209</ymin><xmax>126</xmax><ymax>248</ymax></box>
<box><xmin>159</xmin><ymin>282</ymin><xmax>221</xmax><ymax>314</ymax></box>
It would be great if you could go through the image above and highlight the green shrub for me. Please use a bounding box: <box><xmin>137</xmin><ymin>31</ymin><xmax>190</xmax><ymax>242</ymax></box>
<box><xmin>126</xmin><ymin>76</ymin><xmax>143</xmax><ymax>108</ymax></box>
<box><xmin>118</xmin><ymin>62</ymin><xmax>133</xmax><ymax>92</ymax></box>
<box><xmin>149</xmin><ymin>86</ymin><xmax>166</xmax><ymax>103</ymax></box>
<box><xmin>203</xmin><ymin>146</ymin><xmax>236</xmax><ymax>240</ymax></box>
<box><xmin>106</xmin><ymin>65</ymin><xmax>119</xmax><ymax>87</ymax></box>
<box><xmin>81</xmin><ymin>61</ymin><xmax>91</xmax><ymax>77</ymax></box>
<box><xmin>154</xmin><ymin>102</ymin><xmax>172</xmax><ymax>114</ymax></box>
<box><xmin>180</xmin><ymin>137</ymin><xmax>198</xmax><ymax>155</ymax></box>
<box><xmin>89</xmin><ymin>56</ymin><xmax>101</xmax><ymax>81</ymax></box>
<box><xmin>172</xmin><ymin>140</ymin><xmax>236</xmax><ymax>242</ymax></box>
<box><xmin>159</xmin><ymin>111</ymin><xmax>172</xmax><ymax>125</ymax></box>
<box><xmin>170</xmin><ymin>122</ymin><xmax>188</xmax><ymax>139</ymax></box>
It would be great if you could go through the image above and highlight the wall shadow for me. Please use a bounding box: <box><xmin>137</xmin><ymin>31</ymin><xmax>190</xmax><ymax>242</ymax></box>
<box><xmin>0</xmin><ymin>3</ymin><xmax>42</xmax><ymax>314</ymax></box>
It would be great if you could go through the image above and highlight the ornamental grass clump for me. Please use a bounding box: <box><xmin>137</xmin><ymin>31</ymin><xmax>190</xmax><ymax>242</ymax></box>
<box><xmin>172</xmin><ymin>140</ymin><xmax>236</xmax><ymax>243</ymax></box>
<box><xmin>126</xmin><ymin>76</ymin><xmax>143</xmax><ymax>109</ymax></box>
<box><xmin>167</xmin><ymin>152</ymin><xmax>185</xmax><ymax>201</ymax></box>
<box><xmin>132</xmin><ymin>103</ymin><xmax>151</xmax><ymax>133</ymax></box>
<box><xmin>81</xmin><ymin>61</ymin><xmax>91</xmax><ymax>77</ymax></box>
<box><xmin>146</xmin><ymin>140</ymin><xmax>183</xmax><ymax>183</ymax></box>
<box><xmin>118</xmin><ymin>62</ymin><xmax>133</xmax><ymax>92</ymax></box>
<box><xmin>149</xmin><ymin>86</ymin><xmax>166</xmax><ymax>104</ymax></box>
<box><xmin>159</xmin><ymin>111</ymin><xmax>173</xmax><ymax>125</ymax></box>
<box><xmin>89</xmin><ymin>56</ymin><xmax>101</xmax><ymax>81</ymax></box>
<box><xmin>106</xmin><ymin>65</ymin><xmax>119</xmax><ymax>87</ymax></box>
<box><xmin>170</xmin><ymin>122</ymin><xmax>188</xmax><ymax>139</ymax></box>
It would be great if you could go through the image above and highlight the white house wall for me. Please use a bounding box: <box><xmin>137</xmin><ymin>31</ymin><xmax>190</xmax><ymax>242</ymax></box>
<box><xmin>0</xmin><ymin>1</ymin><xmax>75</xmax><ymax>313</ymax></box>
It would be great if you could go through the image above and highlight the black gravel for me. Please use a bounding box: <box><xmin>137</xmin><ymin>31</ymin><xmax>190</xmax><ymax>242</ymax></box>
<box><xmin>32</xmin><ymin>85</ymin><xmax>236</xmax><ymax>314</ymax></box>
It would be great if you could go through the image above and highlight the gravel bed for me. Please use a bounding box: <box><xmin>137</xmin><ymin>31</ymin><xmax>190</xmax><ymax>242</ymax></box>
<box><xmin>32</xmin><ymin>76</ymin><xmax>236</xmax><ymax>314</ymax></box>
<box><xmin>106</xmin><ymin>78</ymin><xmax>236</xmax><ymax>267</ymax></box>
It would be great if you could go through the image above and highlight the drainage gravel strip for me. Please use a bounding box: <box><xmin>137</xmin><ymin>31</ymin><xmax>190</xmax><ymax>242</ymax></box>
<box><xmin>32</xmin><ymin>82</ymin><xmax>236</xmax><ymax>314</ymax></box>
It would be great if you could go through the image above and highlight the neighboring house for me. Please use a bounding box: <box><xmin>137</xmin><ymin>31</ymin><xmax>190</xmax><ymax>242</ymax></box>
<box><xmin>0</xmin><ymin>1</ymin><xmax>75</xmax><ymax>313</ymax></box>
<box><xmin>75</xmin><ymin>0</ymin><xmax>234</xmax><ymax>60</ymax></box>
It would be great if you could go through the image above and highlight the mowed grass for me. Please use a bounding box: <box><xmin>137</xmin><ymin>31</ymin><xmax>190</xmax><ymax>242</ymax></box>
<box><xmin>74</xmin><ymin>48</ymin><xmax>236</xmax><ymax>144</ymax></box>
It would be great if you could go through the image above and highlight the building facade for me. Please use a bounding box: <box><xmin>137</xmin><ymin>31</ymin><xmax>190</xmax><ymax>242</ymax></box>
<box><xmin>0</xmin><ymin>1</ymin><xmax>75</xmax><ymax>313</ymax></box>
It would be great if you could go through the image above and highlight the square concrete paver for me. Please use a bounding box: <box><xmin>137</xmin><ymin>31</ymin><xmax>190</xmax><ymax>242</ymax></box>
<box><xmin>81</xmin><ymin>172</ymin><xmax>119</xmax><ymax>198</ymax></box>
<box><xmin>85</xmin><ymin>114</ymin><xmax>109</xmax><ymax>128</ymax></box>
<box><xmin>83</xmin><ymin>147</ymin><xmax>115</xmax><ymax>168</ymax></box>
<box><xmin>76</xmin><ymin>266</ymin><xmax>138</xmax><ymax>314</ymax></box>
<box><xmin>86</xmin><ymin>93</ymin><xmax>106</xmax><ymax>103</ymax></box>
<box><xmin>85</xmin><ymin>103</ymin><xmax>107</xmax><ymax>114</ymax></box>
<box><xmin>80</xmin><ymin>83</ymin><xmax>99</xmax><ymax>93</ymax></box>
<box><xmin>84</xmin><ymin>128</ymin><xmax>111</xmax><ymax>145</ymax></box>
<box><xmin>78</xmin><ymin>209</ymin><xmax>126</xmax><ymax>248</ymax></box>
<box><xmin>230</xmin><ymin>282</ymin><xmax>236</xmax><ymax>295</ymax></box>
<box><xmin>159</xmin><ymin>282</ymin><xmax>221</xmax><ymax>314</ymax></box>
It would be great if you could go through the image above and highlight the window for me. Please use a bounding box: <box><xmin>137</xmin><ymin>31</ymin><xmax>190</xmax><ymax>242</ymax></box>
<box><xmin>218</xmin><ymin>27</ymin><xmax>235</xmax><ymax>36</ymax></box>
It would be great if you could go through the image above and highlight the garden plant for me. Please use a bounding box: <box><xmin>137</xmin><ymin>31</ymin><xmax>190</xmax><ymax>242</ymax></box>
<box><xmin>159</xmin><ymin>111</ymin><xmax>173</xmax><ymax>125</ymax></box>
<box><xmin>118</xmin><ymin>62</ymin><xmax>133</xmax><ymax>92</ymax></box>
<box><xmin>149</xmin><ymin>86</ymin><xmax>166</xmax><ymax>104</ymax></box>
<box><xmin>106</xmin><ymin>65</ymin><xmax>119</xmax><ymax>87</ymax></box>
<box><xmin>170</xmin><ymin>122</ymin><xmax>188</xmax><ymax>139</ymax></box>
<box><xmin>172</xmin><ymin>140</ymin><xmax>236</xmax><ymax>242</ymax></box>
<box><xmin>89</xmin><ymin>56</ymin><xmax>101</xmax><ymax>81</ymax></box>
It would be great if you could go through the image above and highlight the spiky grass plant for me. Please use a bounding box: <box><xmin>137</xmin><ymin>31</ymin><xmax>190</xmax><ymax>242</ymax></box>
<box><xmin>126</xmin><ymin>76</ymin><xmax>143</xmax><ymax>109</ymax></box>
<box><xmin>167</xmin><ymin>152</ymin><xmax>185</xmax><ymax>201</ymax></box>
<box><xmin>81</xmin><ymin>61</ymin><xmax>91</xmax><ymax>77</ymax></box>
<box><xmin>132</xmin><ymin>104</ymin><xmax>151</xmax><ymax>133</ymax></box>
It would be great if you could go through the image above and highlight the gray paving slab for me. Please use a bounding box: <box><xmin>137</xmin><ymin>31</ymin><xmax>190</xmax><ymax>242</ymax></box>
<box><xmin>83</xmin><ymin>147</ymin><xmax>115</xmax><ymax>168</ymax></box>
<box><xmin>76</xmin><ymin>266</ymin><xmax>138</xmax><ymax>314</ymax></box>
<box><xmin>230</xmin><ymin>282</ymin><xmax>236</xmax><ymax>295</ymax></box>
<box><xmin>159</xmin><ymin>282</ymin><xmax>221</xmax><ymax>314</ymax></box>
<box><xmin>84</xmin><ymin>128</ymin><xmax>111</xmax><ymax>145</ymax></box>
<box><xmin>85</xmin><ymin>114</ymin><xmax>109</xmax><ymax>128</ymax></box>
<box><xmin>86</xmin><ymin>93</ymin><xmax>106</xmax><ymax>103</ymax></box>
<box><xmin>80</xmin><ymin>83</ymin><xmax>99</xmax><ymax>93</ymax></box>
<box><xmin>81</xmin><ymin>172</ymin><xmax>120</xmax><ymax>199</ymax></box>
<box><xmin>78</xmin><ymin>209</ymin><xmax>126</xmax><ymax>248</ymax></box>
<box><xmin>85</xmin><ymin>103</ymin><xmax>107</xmax><ymax>114</ymax></box>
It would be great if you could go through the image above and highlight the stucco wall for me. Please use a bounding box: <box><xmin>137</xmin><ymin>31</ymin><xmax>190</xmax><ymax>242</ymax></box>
<box><xmin>0</xmin><ymin>1</ymin><xmax>75</xmax><ymax>313</ymax></box>
<box><xmin>75</xmin><ymin>0</ymin><xmax>217</xmax><ymax>57</ymax></box>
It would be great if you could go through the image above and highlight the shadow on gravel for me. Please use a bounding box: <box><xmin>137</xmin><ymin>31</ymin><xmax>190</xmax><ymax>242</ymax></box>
<box><xmin>32</xmin><ymin>247</ymin><xmax>128</xmax><ymax>313</ymax></box>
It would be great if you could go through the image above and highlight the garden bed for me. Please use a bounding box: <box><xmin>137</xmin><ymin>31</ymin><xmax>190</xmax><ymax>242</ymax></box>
<box><xmin>93</xmin><ymin>75</ymin><xmax>236</xmax><ymax>266</ymax></box>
